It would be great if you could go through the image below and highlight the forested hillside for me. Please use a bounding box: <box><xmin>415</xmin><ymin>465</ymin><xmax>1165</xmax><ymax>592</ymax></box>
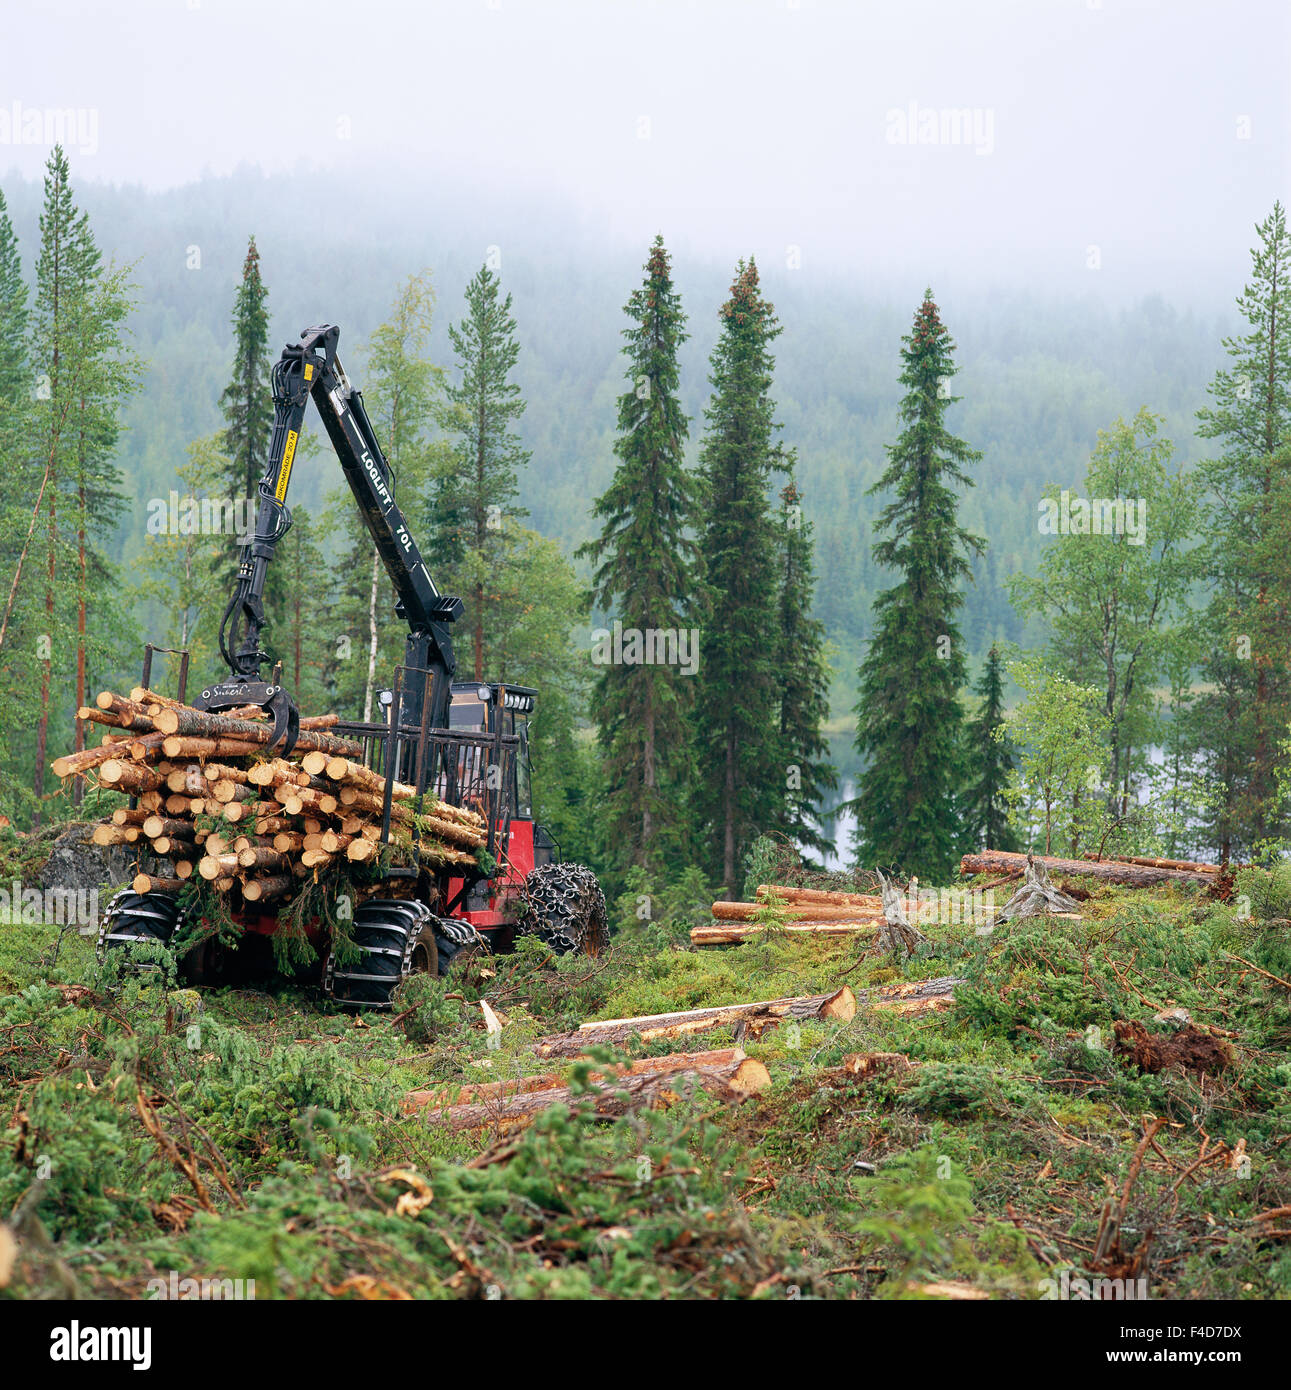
<box><xmin>0</xmin><ymin>162</ymin><xmax>1224</xmax><ymax>694</ymax></box>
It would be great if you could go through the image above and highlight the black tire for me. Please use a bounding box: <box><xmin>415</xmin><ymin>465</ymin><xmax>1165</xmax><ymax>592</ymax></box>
<box><xmin>97</xmin><ymin>890</ymin><xmax>185</xmax><ymax>969</ymax></box>
<box><xmin>520</xmin><ymin>863</ymin><xmax>609</xmax><ymax>957</ymax></box>
<box><xmin>324</xmin><ymin>899</ymin><xmax>430</xmax><ymax>1010</ymax></box>
<box><xmin>432</xmin><ymin>916</ymin><xmax>488</xmax><ymax>976</ymax></box>
<box><xmin>409</xmin><ymin>923</ymin><xmax>439</xmax><ymax>977</ymax></box>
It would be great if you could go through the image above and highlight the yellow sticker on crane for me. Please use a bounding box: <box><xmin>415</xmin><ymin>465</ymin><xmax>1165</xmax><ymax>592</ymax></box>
<box><xmin>275</xmin><ymin>430</ymin><xmax>298</xmax><ymax>500</ymax></box>
<box><xmin>304</xmin><ymin>363</ymin><xmax>314</xmax><ymax>381</ymax></box>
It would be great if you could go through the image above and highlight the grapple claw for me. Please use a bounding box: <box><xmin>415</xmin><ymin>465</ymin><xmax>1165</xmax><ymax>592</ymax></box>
<box><xmin>192</xmin><ymin>679</ymin><xmax>301</xmax><ymax>755</ymax></box>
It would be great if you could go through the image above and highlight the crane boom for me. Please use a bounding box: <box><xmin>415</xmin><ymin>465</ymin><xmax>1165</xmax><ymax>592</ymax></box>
<box><xmin>196</xmin><ymin>324</ymin><xmax>462</xmax><ymax>751</ymax></box>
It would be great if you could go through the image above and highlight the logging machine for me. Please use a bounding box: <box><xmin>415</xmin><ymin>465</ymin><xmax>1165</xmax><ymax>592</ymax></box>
<box><xmin>101</xmin><ymin>324</ymin><xmax>607</xmax><ymax>1005</ymax></box>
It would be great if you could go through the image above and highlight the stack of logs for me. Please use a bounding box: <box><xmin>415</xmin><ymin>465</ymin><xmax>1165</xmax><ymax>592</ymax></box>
<box><xmin>693</xmin><ymin>884</ymin><xmax>885</xmax><ymax>946</ymax></box>
<box><xmin>53</xmin><ymin>689</ymin><xmax>488</xmax><ymax>905</ymax></box>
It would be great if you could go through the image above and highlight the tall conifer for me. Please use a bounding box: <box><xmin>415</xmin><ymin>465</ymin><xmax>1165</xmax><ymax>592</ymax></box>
<box><xmin>578</xmin><ymin>235</ymin><xmax>696</xmax><ymax>873</ymax></box>
<box><xmin>692</xmin><ymin>259</ymin><xmax>791</xmax><ymax>889</ymax></box>
<box><xmin>775</xmin><ymin>479</ymin><xmax>836</xmax><ymax>859</ymax></box>
<box><xmin>851</xmin><ymin>289</ymin><xmax>984</xmax><ymax>879</ymax></box>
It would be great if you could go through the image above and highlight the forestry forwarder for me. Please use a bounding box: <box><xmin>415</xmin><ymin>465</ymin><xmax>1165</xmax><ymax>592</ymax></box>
<box><xmin>101</xmin><ymin>323</ymin><xmax>608</xmax><ymax>1006</ymax></box>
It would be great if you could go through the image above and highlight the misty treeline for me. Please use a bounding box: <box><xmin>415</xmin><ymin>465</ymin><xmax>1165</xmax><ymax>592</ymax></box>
<box><xmin>0</xmin><ymin>146</ymin><xmax>1287</xmax><ymax>896</ymax></box>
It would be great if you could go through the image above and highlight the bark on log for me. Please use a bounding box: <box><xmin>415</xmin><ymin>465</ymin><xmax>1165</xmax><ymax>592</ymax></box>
<box><xmin>91</xmin><ymin>824</ymin><xmax>134</xmax><ymax>846</ymax></box>
<box><xmin>161</xmin><ymin>736</ymin><xmax>265</xmax><ymax>760</ymax></box>
<box><xmin>98</xmin><ymin>760</ymin><xmax>164</xmax><ymax>793</ymax></box>
<box><xmin>241</xmin><ymin>874</ymin><xmax>293</xmax><ymax>902</ymax></box>
<box><xmin>131</xmin><ymin>874</ymin><xmax>182</xmax><ymax>895</ymax></box>
<box><xmin>54</xmin><ymin>731</ymin><xmax>165</xmax><ymax>779</ymax></box>
<box><xmin>854</xmin><ymin>976</ymin><xmax>964</xmax><ymax>1015</ymax></box>
<box><xmin>691</xmin><ymin>921</ymin><xmax>881</xmax><ymax>945</ymax></box>
<box><xmin>1081</xmin><ymin>852</ymin><xmax>1220</xmax><ymax>874</ymax></box>
<box><xmin>404</xmin><ymin>1048</ymin><xmax>771</xmax><ymax>1127</ymax></box>
<box><xmin>756</xmin><ymin>884</ymin><xmax>884</xmax><ymax>911</ymax></box>
<box><xmin>237</xmin><ymin>846</ymin><xmax>291</xmax><ymax>872</ymax></box>
<box><xmin>198</xmin><ymin>853</ymin><xmax>241</xmax><ymax>880</ymax></box>
<box><xmin>961</xmin><ymin>850</ymin><xmax>1212</xmax><ymax>887</ymax></box>
<box><xmin>535</xmin><ymin>986</ymin><xmax>857</xmax><ymax>1057</ymax></box>
<box><xmin>151</xmin><ymin>704</ymin><xmax>360</xmax><ymax>756</ymax></box>
<box><xmin>712</xmin><ymin>900</ymin><xmax>882</xmax><ymax>922</ymax></box>
<box><xmin>142</xmin><ymin>815</ymin><xmax>195</xmax><ymax>840</ymax></box>
<box><xmin>111</xmin><ymin>808</ymin><xmax>150</xmax><ymax>827</ymax></box>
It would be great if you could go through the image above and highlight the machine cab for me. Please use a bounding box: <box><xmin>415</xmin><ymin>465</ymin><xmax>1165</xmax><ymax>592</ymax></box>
<box><xmin>447</xmin><ymin>682</ymin><xmax>555</xmax><ymax>875</ymax></box>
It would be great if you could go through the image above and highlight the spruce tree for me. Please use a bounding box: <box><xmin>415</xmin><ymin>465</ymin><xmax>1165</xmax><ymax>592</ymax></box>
<box><xmin>430</xmin><ymin>265</ymin><xmax>530</xmax><ymax>681</ymax></box>
<box><xmin>775</xmin><ymin>479</ymin><xmax>836</xmax><ymax>859</ymax></box>
<box><xmin>220</xmin><ymin>236</ymin><xmax>273</xmax><ymax>501</ymax></box>
<box><xmin>28</xmin><ymin>147</ymin><xmax>82</xmax><ymax>822</ymax></box>
<box><xmin>962</xmin><ymin>644</ymin><xmax>1019</xmax><ymax>852</ymax></box>
<box><xmin>692</xmin><ymin>258</ymin><xmax>791</xmax><ymax>889</ymax></box>
<box><xmin>851</xmin><ymin>289</ymin><xmax>984</xmax><ymax>879</ymax></box>
<box><xmin>1194</xmin><ymin>202</ymin><xmax>1291</xmax><ymax>857</ymax></box>
<box><xmin>577</xmin><ymin>235</ymin><xmax>697</xmax><ymax>874</ymax></box>
<box><xmin>0</xmin><ymin>187</ymin><xmax>27</xmax><ymax>407</ymax></box>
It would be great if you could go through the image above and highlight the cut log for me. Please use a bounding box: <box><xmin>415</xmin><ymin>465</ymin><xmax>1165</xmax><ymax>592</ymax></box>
<box><xmin>712</xmin><ymin>900</ymin><xmax>882</xmax><ymax>923</ymax></box>
<box><xmin>242</xmin><ymin>874</ymin><xmax>293</xmax><ymax>903</ymax></box>
<box><xmin>1082</xmin><ymin>852</ymin><xmax>1220</xmax><ymax>874</ymax></box>
<box><xmin>272</xmin><ymin>831</ymin><xmax>306</xmax><ymax>853</ymax></box>
<box><xmin>131</xmin><ymin>873</ymin><xmax>182</xmax><ymax>895</ymax></box>
<box><xmin>98</xmin><ymin>760</ymin><xmax>164</xmax><ymax>793</ymax></box>
<box><xmin>755</xmin><ymin>884</ymin><xmax>884</xmax><ymax>911</ymax></box>
<box><xmin>405</xmin><ymin>1048</ymin><xmax>771</xmax><ymax>1127</ymax></box>
<box><xmin>203</xmin><ymin>762</ymin><xmax>251</xmax><ymax>786</ymax></box>
<box><xmin>961</xmin><ymin>850</ymin><xmax>1212</xmax><ymax>888</ymax></box>
<box><xmin>535</xmin><ymin>985</ymin><xmax>857</xmax><ymax>1056</ymax></box>
<box><xmin>150</xmin><ymin>704</ymin><xmax>360</xmax><ymax>756</ymax></box>
<box><xmin>237</xmin><ymin>846</ymin><xmax>291</xmax><ymax>872</ymax></box>
<box><xmin>160</xmin><ymin>735</ymin><xmax>265</xmax><ymax>760</ymax></box>
<box><xmin>141</xmin><ymin>815</ymin><xmax>194</xmax><ymax>840</ymax></box>
<box><xmin>691</xmin><ymin>920</ymin><xmax>880</xmax><ymax>945</ymax></box>
<box><xmin>855</xmin><ymin>976</ymin><xmax>964</xmax><ymax>1015</ymax></box>
<box><xmin>91</xmin><ymin>824</ymin><xmax>134</xmax><ymax>846</ymax></box>
<box><xmin>198</xmin><ymin>853</ymin><xmax>241</xmax><ymax>881</ymax></box>
<box><xmin>111</xmin><ymin>807</ymin><xmax>150</xmax><ymax>827</ymax></box>
<box><xmin>53</xmin><ymin>732</ymin><xmax>165</xmax><ymax>779</ymax></box>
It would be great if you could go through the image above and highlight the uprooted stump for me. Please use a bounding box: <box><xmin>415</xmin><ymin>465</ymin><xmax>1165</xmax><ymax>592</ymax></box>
<box><xmin>1112</xmin><ymin>1020</ymin><xmax>1233</xmax><ymax>1076</ymax></box>
<box><xmin>995</xmin><ymin>853</ymin><xmax>1084</xmax><ymax>923</ymax></box>
<box><xmin>875</xmin><ymin>869</ymin><xmax>927</xmax><ymax>959</ymax></box>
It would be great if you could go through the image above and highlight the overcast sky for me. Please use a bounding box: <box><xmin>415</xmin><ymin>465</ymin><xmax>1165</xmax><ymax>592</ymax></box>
<box><xmin>0</xmin><ymin>0</ymin><xmax>1287</xmax><ymax>297</ymax></box>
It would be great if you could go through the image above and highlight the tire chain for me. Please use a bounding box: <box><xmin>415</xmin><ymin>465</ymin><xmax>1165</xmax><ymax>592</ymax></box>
<box><xmin>518</xmin><ymin>863</ymin><xmax>610</xmax><ymax>956</ymax></box>
<box><xmin>97</xmin><ymin>888</ymin><xmax>188</xmax><ymax>969</ymax></box>
<box><xmin>324</xmin><ymin>898</ymin><xmax>432</xmax><ymax>1010</ymax></box>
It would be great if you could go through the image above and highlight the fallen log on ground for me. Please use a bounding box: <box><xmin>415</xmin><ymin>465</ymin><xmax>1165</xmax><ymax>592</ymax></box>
<box><xmin>1082</xmin><ymin>852</ymin><xmax>1221</xmax><ymax>874</ymax></box>
<box><xmin>534</xmin><ymin>985</ymin><xmax>857</xmax><ymax>1056</ymax></box>
<box><xmin>755</xmin><ymin>884</ymin><xmax>884</xmax><ymax>911</ymax></box>
<box><xmin>961</xmin><ymin>850</ymin><xmax>1212</xmax><ymax>888</ymax></box>
<box><xmin>691</xmin><ymin>920</ymin><xmax>880</xmax><ymax>945</ymax></box>
<box><xmin>403</xmin><ymin>1047</ymin><xmax>771</xmax><ymax>1128</ymax></box>
<box><xmin>712</xmin><ymin>899</ymin><xmax>882</xmax><ymax>923</ymax></box>
<box><xmin>855</xmin><ymin>976</ymin><xmax>964</xmax><ymax>1015</ymax></box>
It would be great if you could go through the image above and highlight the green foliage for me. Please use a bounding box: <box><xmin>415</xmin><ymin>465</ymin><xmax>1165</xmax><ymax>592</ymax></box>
<box><xmin>962</xmin><ymin>643</ymin><xmax>1018</xmax><ymax>851</ymax></box>
<box><xmin>775</xmin><ymin>480</ymin><xmax>837</xmax><ymax>858</ymax></box>
<box><xmin>577</xmin><ymin>236</ymin><xmax>698</xmax><ymax>876</ymax></box>
<box><xmin>1001</xmin><ymin>655</ymin><xmax>1110</xmax><ymax>855</ymax></box>
<box><xmin>850</xmin><ymin>290</ymin><xmax>984</xmax><ymax>880</ymax></box>
<box><xmin>611</xmin><ymin>864</ymin><xmax>712</xmax><ymax>947</ymax></box>
<box><xmin>691</xmin><ymin>259</ymin><xmax>792</xmax><ymax>889</ymax></box>
<box><xmin>1194</xmin><ymin>202</ymin><xmax>1291</xmax><ymax>856</ymax></box>
<box><xmin>430</xmin><ymin>264</ymin><xmax>531</xmax><ymax>684</ymax></box>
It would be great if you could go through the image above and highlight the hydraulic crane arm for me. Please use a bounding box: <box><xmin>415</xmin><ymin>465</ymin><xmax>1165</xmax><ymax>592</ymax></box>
<box><xmin>196</xmin><ymin>324</ymin><xmax>462</xmax><ymax>751</ymax></box>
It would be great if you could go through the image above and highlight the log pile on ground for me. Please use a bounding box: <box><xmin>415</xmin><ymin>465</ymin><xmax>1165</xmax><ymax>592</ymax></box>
<box><xmin>693</xmin><ymin>883</ymin><xmax>884</xmax><ymax>945</ymax></box>
<box><xmin>402</xmin><ymin>1047</ymin><xmax>771</xmax><ymax>1130</ymax></box>
<box><xmin>960</xmin><ymin>849</ymin><xmax>1214</xmax><ymax>888</ymax></box>
<box><xmin>54</xmin><ymin>689</ymin><xmax>487</xmax><ymax>906</ymax></box>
